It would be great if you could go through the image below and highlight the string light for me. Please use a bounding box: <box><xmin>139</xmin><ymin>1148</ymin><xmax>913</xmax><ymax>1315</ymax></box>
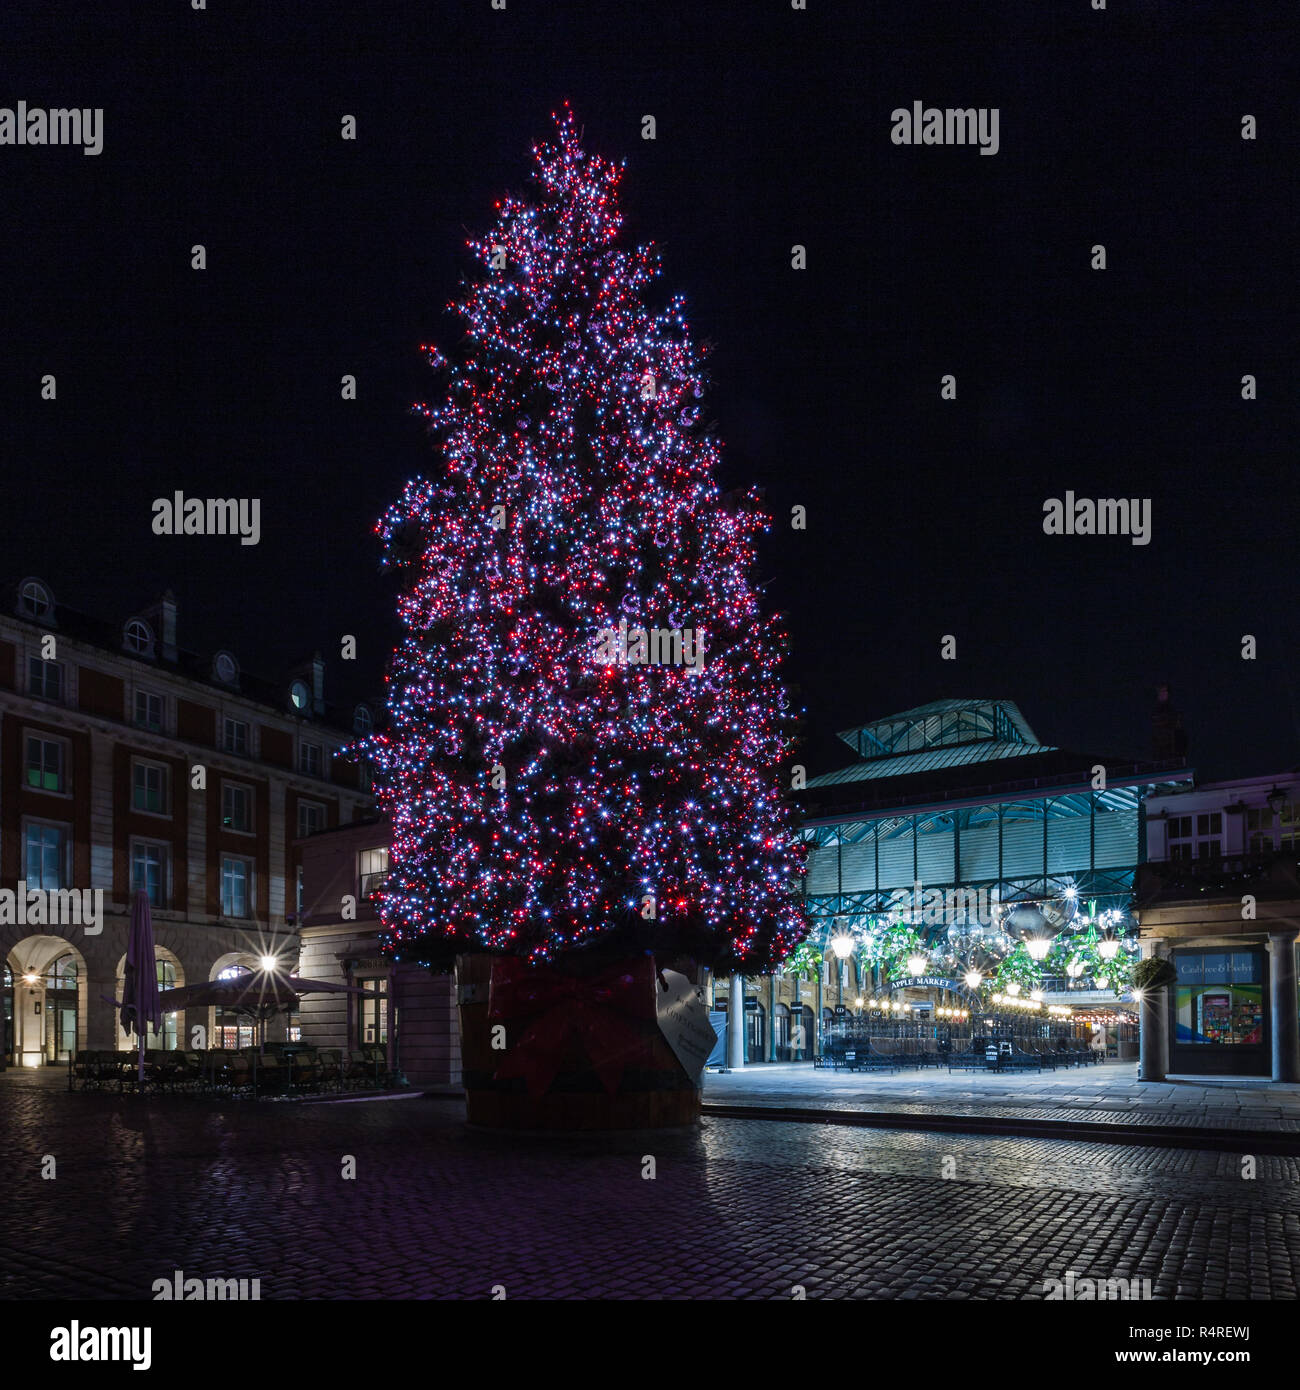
<box><xmin>359</xmin><ymin>107</ymin><xmax>807</xmax><ymax>973</ymax></box>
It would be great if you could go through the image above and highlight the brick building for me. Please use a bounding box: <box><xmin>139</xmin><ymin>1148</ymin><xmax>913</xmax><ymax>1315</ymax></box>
<box><xmin>0</xmin><ymin>576</ymin><xmax>375</xmax><ymax>1067</ymax></box>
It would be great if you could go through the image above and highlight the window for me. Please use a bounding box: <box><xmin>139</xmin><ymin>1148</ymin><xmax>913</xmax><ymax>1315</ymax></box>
<box><xmin>290</xmin><ymin>679</ymin><xmax>311</xmax><ymax>712</ymax></box>
<box><xmin>359</xmin><ymin>846</ymin><xmax>389</xmax><ymax>899</ymax></box>
<box><xmin>357</xmin><ymin>977</ymin><xmax>388</xmax><ymax>1045</ymax></box>
<box><xmin>1174</xmin><ymin>950</ymin><xmax>1264</xmax><ymax>1047</ymax></box>
<box><xmin>1246</xmin><ymin>808</ymin><xmax>1276</xmax><ymax>854</ymax></box>
<box><xmin>131</xmin><ymin>842</ymin><xmax>169</xmax><ymax>908</ymax></box>
<box><xmin>297</xmin><ymin>801</ymin><xmax>325</xmax><ymax>839</ymax></box>
<box><xmin>24</xmin><ymin>823</ymin><xmax>67</xmax><ymax>890</ymax></box>
<box><xmin>28</xmin><ymin>654</ymin><xmax>62</xmax><ymax>701</ymax></box>
<box><xmin>299</xmin><ymin>741</ymin><xmax>322</xmax><ymax>776</ymax></box>
<box><xmin>222</xmin><ymin>782</ymin><xmax>252</xmax><ymax>832</ymax></box>
<box><xmin>220</xmin><ymin>858</ymin><xmax>251</xmax><ymax>917</ymax></box>
<box><xmin>1166</xmin><ymin>814</ymin><xmax>1193</xmax><ymax>860</ymax></box>
<box><xmin>353</xmin><ymin>704</ymin><xmax>373</xmax><ymax>735</ymax></box>
<box><xmin>123</xmin><ymin>618</ymin><xmax>154</xmax><ymax>656</ymax></box>
<box><xmin>152</xmin><ymin>960</ymin><xmax>178</xmax><ymax>1050</ymax></box>
<box><xmin>358</xmin><ymin>759</ymin><xmax>373</xmax><ymax>794</ymax></box>
<box><xmin>25</xmin><ymin>736</ymin><xmax>65</xmax><ymax>793</ymax></box>
<box><xmin>214</xmin><ymin>650</ymin><xmax>239</xmax><ymax>685</ymax></box>
<box><xmin>223</xmin><ymin>717</ymin><xmax>249</xmax><ymax>755</ymax></box>
<box><xmin>1282</xmin><ymin>802</ymin><xmax>1300</xmax><ymax>854</ymax></box>
<box><xmin>1195</xmin><ymin>811</ymin><xmax>1222</xmax><ymax>859</ymax></box>
<box><xmin>134</xmin><ymin>689</ymin><xmax>164</xmax><ymax>732</ymax></box>
<box><xmin>132</xmin><ymin>760</ymin><xmax>167</xmax><ymax>815</ymax></box>
<box><xmin>19</xmin><ymin>578</ymin><xmax>53</xmax><ymax>619</ymax></box>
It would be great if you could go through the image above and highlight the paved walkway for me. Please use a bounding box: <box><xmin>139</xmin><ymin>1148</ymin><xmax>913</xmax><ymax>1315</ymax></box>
<box><xmin>702</xmin><ymin>1061</ymin><xmax>1300</xmax><ymax>1136</ymax></box>
<box><xmin>3</xmin><ymin>1075</ymin><xmax>1299</xmax><ymax>1299</ymax></box>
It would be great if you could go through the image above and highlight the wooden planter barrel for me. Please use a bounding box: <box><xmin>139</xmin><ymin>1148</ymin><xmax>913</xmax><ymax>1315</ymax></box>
<box><xmin>455</xmin><ymin>953</ymin><xmax>703</xmax><ymax>1131</ymax></box>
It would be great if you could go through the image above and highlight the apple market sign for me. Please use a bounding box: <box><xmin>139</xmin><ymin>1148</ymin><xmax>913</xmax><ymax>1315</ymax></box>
<box><xmin>889</xmin><ymin>976</ymin><xmax>966</xmax><ymax>992</ymax></box>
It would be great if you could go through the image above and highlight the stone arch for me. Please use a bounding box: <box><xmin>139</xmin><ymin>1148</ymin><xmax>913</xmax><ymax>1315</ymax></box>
<box><xmin>113</xmin><ymin>943</ymin><xmax>187</xmax><ymax>1050</ymax></box>
<box><xmin>5</xmin><ymin>934</ymin><xmax>89</xmax><ymax>1065</ymax></box>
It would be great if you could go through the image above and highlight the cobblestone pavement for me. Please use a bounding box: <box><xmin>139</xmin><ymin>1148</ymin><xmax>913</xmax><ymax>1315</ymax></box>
<box><xmin>703</xmin><ymin>1062</ymin><xmax>1300</xmax><ymax>1133</ymax></box>
<box><xmin>2</xmin><ymin>1073</ymin><xmax>1298</xmax><ymax>1300</ymax></box>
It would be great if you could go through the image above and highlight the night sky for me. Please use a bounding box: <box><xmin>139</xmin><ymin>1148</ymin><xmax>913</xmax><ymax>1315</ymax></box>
<box><xmin>3</xmin><ymin>0</ymin><xmax>1297</xmax><ymax>780</ymax></box>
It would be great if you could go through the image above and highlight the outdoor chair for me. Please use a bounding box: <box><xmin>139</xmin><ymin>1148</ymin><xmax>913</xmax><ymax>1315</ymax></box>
<box><xmin>287</xmin><ymin>1048</ymin><xmax>322</xmax><ymax>1094</ymax></box>
<box><xmin>250</xmin><ymin>1050</ymin><xmax>286</xmax><ymax>1095</ymax></box>
<box><xmin>152</xmin><ymin>1050</ymin><xmax>186</xmax><ymax>1092</ymax></box>
<box><xmin>316</xmin><ymin>1048</ymin><xmax>344</xmax><ymax>1091</ymax></box>
<box><xmin>69</xmin><ymin>1050</ymin><xmax>99</xmax><ymax>1091</ymax></box>
<box><xmin>947</xmin><ymin>1046</ymin><xmax>990</xmax><ymax>1072</ymax></box>
<box><xmin>361</xmin><ymin>1043</ymin><xmax>393</xmax><ymax>1087</ymax></box>
<box><xmin>224</xmin><ymin>1050</ymin><xmax>253</xmax><ymax>1095</ymax></box>
<box><xmin>345</xmin><ymin>1048</ymin><xmax>376</xmax><ymax>1089</ymax></box>
<box><xmin>995</xmin><ymin>1048</ymin><xmax>1044</xmax><ymax>1074</ymax></box>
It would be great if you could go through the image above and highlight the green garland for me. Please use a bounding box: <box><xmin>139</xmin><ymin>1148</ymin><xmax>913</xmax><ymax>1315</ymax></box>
<box><xmin>991</xmin><ymin>941</ymin><xmax>1042</xmax><ymax>994</ymax></box>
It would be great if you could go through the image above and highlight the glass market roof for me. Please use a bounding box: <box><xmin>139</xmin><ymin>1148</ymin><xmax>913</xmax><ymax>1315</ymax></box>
<box><xmin>813</xmin><ymin>699</ymin><xmax>1054</xmax><ymax>787</ymax></box>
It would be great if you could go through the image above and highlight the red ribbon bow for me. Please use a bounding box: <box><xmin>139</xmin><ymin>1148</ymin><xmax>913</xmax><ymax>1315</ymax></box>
<box><xmin>488</xmin><ymin>957</ymin><xmax>660</xmax><ymax>1098</ymax></box>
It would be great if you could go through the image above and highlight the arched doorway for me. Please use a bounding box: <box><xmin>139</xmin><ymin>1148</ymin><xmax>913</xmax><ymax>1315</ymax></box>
<box><xmin>115</xmin><ymin>949</ymin><xmax>184</xmax><ymax>1051</ymax></box>
<box><xmin>790</xmin><ymin>1004</ymin><xmax>815</xmax><ymax>1061</ymax></box>
<box><xmin>745</xmin><ymin>1001</ymin><xmax>766</xmax><ymax>1063</ymax></box>
<box><xmin>6</xmin><ymin>937</ymin><xmax>87</xmax><ymax>1066</ymax></box>
<box><xmin>214</xmin><ymin>964</ymin><xmax>255</xmax><ymax>1049</ymax></box>
<box><xmin>44</xmin><ymin>955</ymin><xmax>78</xmax><ymax>1064</ymax></box>
<box><xmin>774</xmin><ymin>1002</ymin><xmax>791</xmax><ymax>1060</ymax></box>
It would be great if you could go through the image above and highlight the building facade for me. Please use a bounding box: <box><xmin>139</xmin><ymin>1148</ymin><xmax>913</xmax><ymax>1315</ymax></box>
<box><xmin>296</xmin><ymin>818</ymin><xmax>461</xmax><ymax>1089</ymax></box>
<box><xmin>1137</xmin><ymin>773</ymin><xmax>1300</xmax><ymax>1079</ymax></box>
<box><xmin>714</xmin><ymin>698</ymin><xmax>1193</xmax><ymax>1061</ymax></box>
<box><xmin>0</xmin><ymin>576</ymin><xmax>375</xmax><ymax>1067</ymax></box>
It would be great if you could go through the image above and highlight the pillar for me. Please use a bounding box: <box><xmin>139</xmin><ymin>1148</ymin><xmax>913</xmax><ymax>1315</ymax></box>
<box><xmin>1269</xmin><ymin>930</ymin><xmax>1300</xmax><ymax>1083</ymax></box>
<box><xmin>766</xmin><ymin>975</ymin><xmax>777</xmax><ymax>1061</ymax></box>
<box><xmin>1137</xmin><ymin>940</ymin><xmax>1168</xmax><ymax>1082</ymax></box>
<box><xmin>815</xmin><ymin>976</ymin><xmax>823</xmax><ymax>1058</ymax></box>
<box><xmin>726</xmin><ymin>974</ymin><xmax>745</xmax><ymax>1069</ymax></box>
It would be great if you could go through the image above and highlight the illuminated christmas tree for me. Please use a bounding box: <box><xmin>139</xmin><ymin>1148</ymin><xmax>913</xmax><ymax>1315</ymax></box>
<box><xmin>367</xmin><ymin>107</ymin><xmax>806</xmax><ymax>977</ymax></box>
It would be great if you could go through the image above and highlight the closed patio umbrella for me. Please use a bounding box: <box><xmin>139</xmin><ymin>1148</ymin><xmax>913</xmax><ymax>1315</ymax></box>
<box><xmin>120</xmin><ymin>889</ymin><xmax>163</xmax><ymax>1088</ymax></box>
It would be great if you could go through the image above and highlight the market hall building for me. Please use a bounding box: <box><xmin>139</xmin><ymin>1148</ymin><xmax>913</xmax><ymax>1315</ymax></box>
<box><xmin>755</xmin><ymin>697</ymin><xmax>1194</xmax><ymax>1057</ymax></box>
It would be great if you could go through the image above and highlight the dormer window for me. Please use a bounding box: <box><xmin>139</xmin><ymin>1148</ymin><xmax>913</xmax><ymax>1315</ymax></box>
<box><xmin>353</xmin><ymin>703</ymin><xmax>373</xmax><ymax>735</ymax></box>
<box><xmin>18</xmin><ymin>578</ymin><xmax>53</xmax><ymax>621</ymax></box>
<box><xmin>290</xmin><ymin>679</ymin><xmax>311</xmax><ymax>713</ymax></box>
<box><xmin>213</xmin><ymin>650</ymin><xmax>240</xmax><ymax>686</ymax></box>
<box><xmin>123</xmin><ymin>618</ymin><xmax>155</xmax><ymax>657</ymax></box>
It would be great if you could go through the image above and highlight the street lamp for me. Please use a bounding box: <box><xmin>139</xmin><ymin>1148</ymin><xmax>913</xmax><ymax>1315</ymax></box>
<box><xmin>963</xmin><ymin>968</ymin><xmax>983</xmax><ymax>991</ymax></box>
<box><xmin>829</xmin><ymin>932</ymin><xmax>855</xmax><ymax>961</ymax></box>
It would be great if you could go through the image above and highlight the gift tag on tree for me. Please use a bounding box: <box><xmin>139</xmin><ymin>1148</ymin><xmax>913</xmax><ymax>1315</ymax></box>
<box><xmin>655</xmin><ymin>970</ymin><xmax>717</xmax><ymax>1084</ymax></box>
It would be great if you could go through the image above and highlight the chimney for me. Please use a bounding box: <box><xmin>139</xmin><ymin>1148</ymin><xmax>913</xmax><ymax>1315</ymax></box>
<box><xmin>159</xmin><ymin>590</ymin><xmax>178</xmax><ymax>663</ymax></box>
<box><xmin>144</xmin><ymin>590</ymin><xmax>179</xmax><ymax>663</ymax></box>
<box><xmin>1151</xmin><ymin>683</ymin><xmax>1188</xmax><ymax>762</ymax></box>
<box><xmin>311</xmin><ymin>650</ymin><xmax>325</xmax><ymax>715</ymax></box>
